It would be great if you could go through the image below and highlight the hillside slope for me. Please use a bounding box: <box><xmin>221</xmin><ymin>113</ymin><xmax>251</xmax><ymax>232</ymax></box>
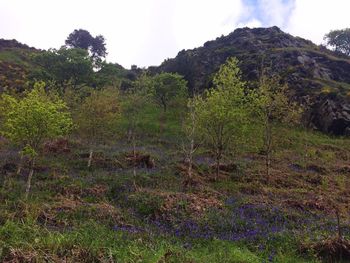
<box><xmin>155</xmin><ymin>26</ymin><xmax>350</xmax><ymax>135</ymax></box>
<box><xmin>0</xmin><ymin>39</ymin><xmax>40</xmax><ymax>93</ymax></box>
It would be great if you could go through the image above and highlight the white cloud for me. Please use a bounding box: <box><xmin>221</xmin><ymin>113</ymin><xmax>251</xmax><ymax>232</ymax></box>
<box><xmin>0</xmin><ymin>0</ymin><xmax>246</xmax><ymax>68</ymax></box>
<box><xmin>1</xmin><ymin>0</ymin><xmax>350</xmax><ymax>68</ymax></box>
<box><xmin>237</xmin><ymin>18</ymin><xmax>263</xmax><ymax>29</ymax></box>
<box><xmin>286</xmin><ymin>0</ymin><xmax>350</xmax><ymax>44</ymax></box>
<box><xmin>172</xmin><ymin>0</ymin><xmax>244</xmax><ymax>50</ymax></box>
<box><xmin>258</xmin><ymin>0</ymin><xmax>295</xmax><ymax>28</ymax></box>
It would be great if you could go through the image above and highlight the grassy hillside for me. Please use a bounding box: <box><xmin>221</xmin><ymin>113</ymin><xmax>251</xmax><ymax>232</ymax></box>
<box><xmin>0</xmin><ymin>46</ymin><xmax>38</xmax><ymax>93</ymax></box>
<box><xmin>1</xmin><ymin>102</ymin><xmax>349</xmax><ymax>262</ymax></box>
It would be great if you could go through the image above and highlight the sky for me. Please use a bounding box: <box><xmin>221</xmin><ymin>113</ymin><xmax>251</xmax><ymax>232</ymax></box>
<box><xmin>0</xmin><ymin>0</ymin><xmax>350</xmax><ymax>68</ymax></box>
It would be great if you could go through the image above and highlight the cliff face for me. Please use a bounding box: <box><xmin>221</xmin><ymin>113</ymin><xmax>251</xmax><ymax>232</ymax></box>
<box><xmin>155</xmin><ymin>26</ymin><xmax>350</xmax><ymax>135</ymax></box>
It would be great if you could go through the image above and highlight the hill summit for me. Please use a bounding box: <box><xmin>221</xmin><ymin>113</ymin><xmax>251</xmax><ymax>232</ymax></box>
<box><xmin>155</xmin><ymin>26</ymin><xmax>350</xmax><ymax>135</ymax></box>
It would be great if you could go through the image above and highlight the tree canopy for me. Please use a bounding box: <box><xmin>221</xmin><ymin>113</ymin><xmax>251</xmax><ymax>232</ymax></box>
<box><xmin>76</xmin><ymin>87</ymin><xmax>120</xmax><ymax>167</ymax></box>
<box><xmin>65</xmin><ymin>29</ymin><xmax>107</xmax><ymax>63</ymax></box>
<box><xmin>194</xmin><ymin>57</ymin><xmax>256</xmax><ymax>180</ymax></box>
<box><xmin>32</xmin><ymin>47</ymin><xmax>94</xmax><ymax>92</ymax></box>
<box><xmin>324</xmin><ymin>28</ymin><xmax>350</xmax><ymax>56</ymax></box>
<box><xmin>0</xmin><ymin>82</ymin><xmax>73</xmax><ymax>155</ymax></box>
<box><xmin>0</xmin><ymin>81</ymin><xmax>73</xmax><ymax>197</ymax></box>
<box><xmin>151</xmin><ymin>72</ymin><xmax>188</xmax><ymax>112</ymax></box>
<box><xmin>256</xmin><ymin>72</ymin><xmax>302</xmax><ymax>180</ymax></box>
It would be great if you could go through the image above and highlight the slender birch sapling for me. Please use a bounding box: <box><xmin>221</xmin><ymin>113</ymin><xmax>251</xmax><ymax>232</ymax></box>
<box><xmin>0</xmin><ymin>82</ymin><xmax>73</xmax><ymax>198</ymax></box>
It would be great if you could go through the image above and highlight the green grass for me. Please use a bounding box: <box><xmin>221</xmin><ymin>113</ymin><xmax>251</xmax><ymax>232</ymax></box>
<box><xmin>0</xmin><ymin>220</ymin><xmax>265</xmax><ymax>262</ymax></box>
<box><xmin>0</xmin><ymin>220</ymin><xmax>317</xmax><ymax>263</ymax></box>
<box><xmin>1</xmin><ymin>106</ymin><xmax>350</xmax><ymax>262</ymax></box>
<box><xmin>0</xmin><ymin>48</ymin><xmax>34</xmax><ymax>67</ymax></box>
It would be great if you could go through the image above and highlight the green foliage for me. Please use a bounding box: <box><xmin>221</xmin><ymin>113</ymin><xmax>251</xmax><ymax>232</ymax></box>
<box><xmin>256</xmin><ymin>74</ymin><xmax>302</xmax><ymax>125</ymax></box>
<box><xmin>324</xmin><ymin>28</ymin><xmax>350</xmax><ymax>55</ymax></box>
<box><xmin>121</xmin><ymin>73</ymin><xmax>152</xmax><ymax>137</ymax></box>
<box><xmin>193</xmin><ymin>57</ymin><xmax>256</xmax><ymax>178</ymax></box>
<box><xmin>0</xmin><ymin>220</ymin><xmax>265</xmax><ymax>262</ymax></box>
<box><xmin>65</xmin><ymin>29</ymin><xmax>107</xmax><ymax>65</ymax></box>
<box><xmin>0</xmin><ymin>81</ymin><xmax>73</xmax><ymax>156</ymax></box>
<box><xmin>128</xmin><ymin>191</ymin><xmax>164</xmax><ymax>217</ymax></box>
<box><xmin>76</xmin><ymin>87</ymin><xmax>120</xmax><ymax>146</ymax></box>
<box><xmin>31</xmin><ymin>48</ymin><xmax>94</xmax><ymax>93</ymax></box>
<box><xmin>255</xmin><ymin>72</ymin><xmax>303</xmax><ymax>179</ymax></box>
<box><xmin>94</xmin><ymin>62</ymin><xmax>127</xmax><ymax>88</ymax></box>
<box><xmin>151</xmin><ymin>72</ymin><xmax>188</xmax><ymax>112</ymax></box>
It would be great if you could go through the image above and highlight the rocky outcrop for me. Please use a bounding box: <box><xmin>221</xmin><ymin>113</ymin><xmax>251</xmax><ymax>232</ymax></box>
<box><xmin>154</xmin><ymin>26</ymin><xmax>350</xmax><ymax>135</ymax></box>
<box><xmin>311</xmin><ymin>94</ymin><xmax>350</xmax><ymax>135</ymax></box>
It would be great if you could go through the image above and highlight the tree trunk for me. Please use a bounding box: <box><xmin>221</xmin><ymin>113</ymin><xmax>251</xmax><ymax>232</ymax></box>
<box><xmin>25</xmin><ymin>158</ymin><xmax>35</xmax><ymax>200</ymax></box>
<box><xmin>266</xmin><ymin>149</ymin><xmax>270</xmax><ymax>182</ymax></box>
<box><xmin>336</xmin><ymin>210</ymin><xmax>342</xmax><ymax>238</ymax></box>
<box><xmin>215</xmin><ymin>151</ymin><xmax>221</xmax><ymax>181</ymax></box>
<box><xmin>187</xmin><ymin>138</ymin><xmax>194</xmax><ymax>180</ymax></box>
<box><xmin>16</xmin><ymin>152</ymin><xmax>23</xmax><ymax>175</ymax></box>
<box><xmin>132</xmin><ymin>133</ymin><xmax>138</xmax><ymax>191</ymax></box>
<box><xmin>88</xmin><ymin>149</ymin><xmax>93</xmax><ymax>168</ymax></box>
<box><xmin>265</xmin><ymin>120</ymin><xmax>272</xmax><ymax>183</ymax></box>
<box><xmin>159</xmin><ymin>113</ymin><xmax>166</xmax><ymax>135</ymax></box>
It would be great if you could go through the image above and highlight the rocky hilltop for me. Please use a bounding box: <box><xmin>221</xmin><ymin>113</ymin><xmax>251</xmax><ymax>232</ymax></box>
<box><xmin>155</xmin><ymin>26</ymin><xmax>350</xmax><ymax>135</ymax></box>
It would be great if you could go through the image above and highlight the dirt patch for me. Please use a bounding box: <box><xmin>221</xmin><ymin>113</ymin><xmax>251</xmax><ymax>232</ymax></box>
<box><xmin>3</xmin><ymin>248</ymin><xmax>38</xmax><ymax>263</ymax></box>
<box><xmin>84</xmin><ymin>185</ymin><xmax>108</xmax><ymax>198</ymax></box>
<box><xmin>301</xmin><ymin>237</ymin><xmax>350</xmax><ymax>262</ymax></box>
<box><xmin>124</xmin><ymin>152</ymin><xmax>155</xmax><ymax>169</ymax></box>
<box><xmin>176</xmin><ymin>162</ymin><xmax>207</xmax><ymax>190</ymax></box>
<box><xmin>283</xmin><ymin>195</ymin><xmax>333</xmax><ymax>211</ymax></box>
<box><xmin>336</xmin><ymin>166</ymin><xmax>350</xmax><ymax>174</ymax></box>
<box><xmin>44</xmin><ymin>138</ymin><xmax>70</xmax><ymax>154</ymax></box>
<box><xmin>140</xmin><ymin>189</ymin><xmax>223</xmax><ymax>220</ymax></box>
<box><xmin>38</xmin><ymin>196</ymin><xmax>124</xmax><ymax>228</ymax></box>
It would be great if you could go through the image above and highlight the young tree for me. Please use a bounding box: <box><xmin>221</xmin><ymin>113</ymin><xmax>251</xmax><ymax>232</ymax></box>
<box><xmin>194</xmin><ymin>57</ymin><xmax>254</xmax><ymax>180</ymax></box>
<box><xmin>257</xmin><ymin>73</ymin><xmax>302</xmax><ymax>182</ymax></box>
<box><xmin>76</xmin><ymin>87</ymin><xmax>120</xmax><ymax>168</ymax></box>
<box><xmin>151</xmin><ymin>72</ymin><xmax>187</xmax><ymax>113</ymax></box>
<box><xmin>0</xmin><ymin>82</ymin><xmax>73</xmax><ymax>198</ymax></box>
<box><xmin>181</xmin><ymin>97</ymin><xmax>200</xmax><ymax>186</ymax></box>
<box><xmin>324</xmin><ymin>28</ymin><xmax>350</xmax><ymax>55</ymax></box>
<box><xmin>151</xmin><ymin>72</ymin><xmax>188</xmax><ymax>134</ymax></box>
<box><xmin>121</xmin><ymin>73</ymin><xmax>151</xmax><ymax>188</ymax></box>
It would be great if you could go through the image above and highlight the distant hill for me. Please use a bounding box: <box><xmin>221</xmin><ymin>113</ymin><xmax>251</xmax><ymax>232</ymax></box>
<box><xmin>154</xmin><ymin>26</ymin><xmax>350</xmax><ymax>135</ymax></box>
<box><xmin>0</xmin><ymin>39</ymin><xmax>132</xmax><ymax>93</ymax></box>
<box><xmin>3</xmin><ymin>28</ymin><xmax>350</xmax><ymax>135</ymax></box>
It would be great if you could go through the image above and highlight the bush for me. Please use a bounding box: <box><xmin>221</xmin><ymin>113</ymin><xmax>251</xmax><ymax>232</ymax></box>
<box><xmin>128</xmin><ymin>191</ymin><xmax>164</xmax><ymax>218</ymax></box>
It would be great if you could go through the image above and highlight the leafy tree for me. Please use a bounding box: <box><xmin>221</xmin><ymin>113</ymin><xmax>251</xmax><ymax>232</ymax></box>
<box><xmin>76</xmin><ymin>87</ymin><xmax>120</xmax><ymax>168</ymax></box>
<box><xmin>0</xmin><ymin>82</ymin><xmax>73</xmax><ymax>198</ymax></box>
<box><xmin>324</xmin><ymin>28</ymin><xmax>350</xmax><ymax>55</ymax></box>
<box><xmin>32</xmin><ymin>48</ymin><xmax>94</xmax><ymax>93</ymax></box>
<box><xmin>257</xmin><ymin>73</ymin><xmax>302</xmax><ymax>182</ymax></box>
<box><xmin>194</xmin><ymin>57</ymin><xmax>254</xmax><ymax>180</ymax></box>
<box><xmin>121</xmin><ymin>73</ymin><xmax>151</xmax><ymax>188</ymax></box>
<box><xmin>94</xmin><ymin>62</ymin><xmax>127</xmax><ymax>89</ymax></box>
<box><xmin>65</xmin><ymin>29</ymin><xmax>107</xmax><ymax>63</ymax></box>
<box><xmin>181</xmin><ymin>97</ymin><xmax>200</xmax><ymax>186</ymax></box>
<box><xmin>151</xmin><ymin>73</ymin><xmax>188</xmax><ymax>113</ymax></box>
